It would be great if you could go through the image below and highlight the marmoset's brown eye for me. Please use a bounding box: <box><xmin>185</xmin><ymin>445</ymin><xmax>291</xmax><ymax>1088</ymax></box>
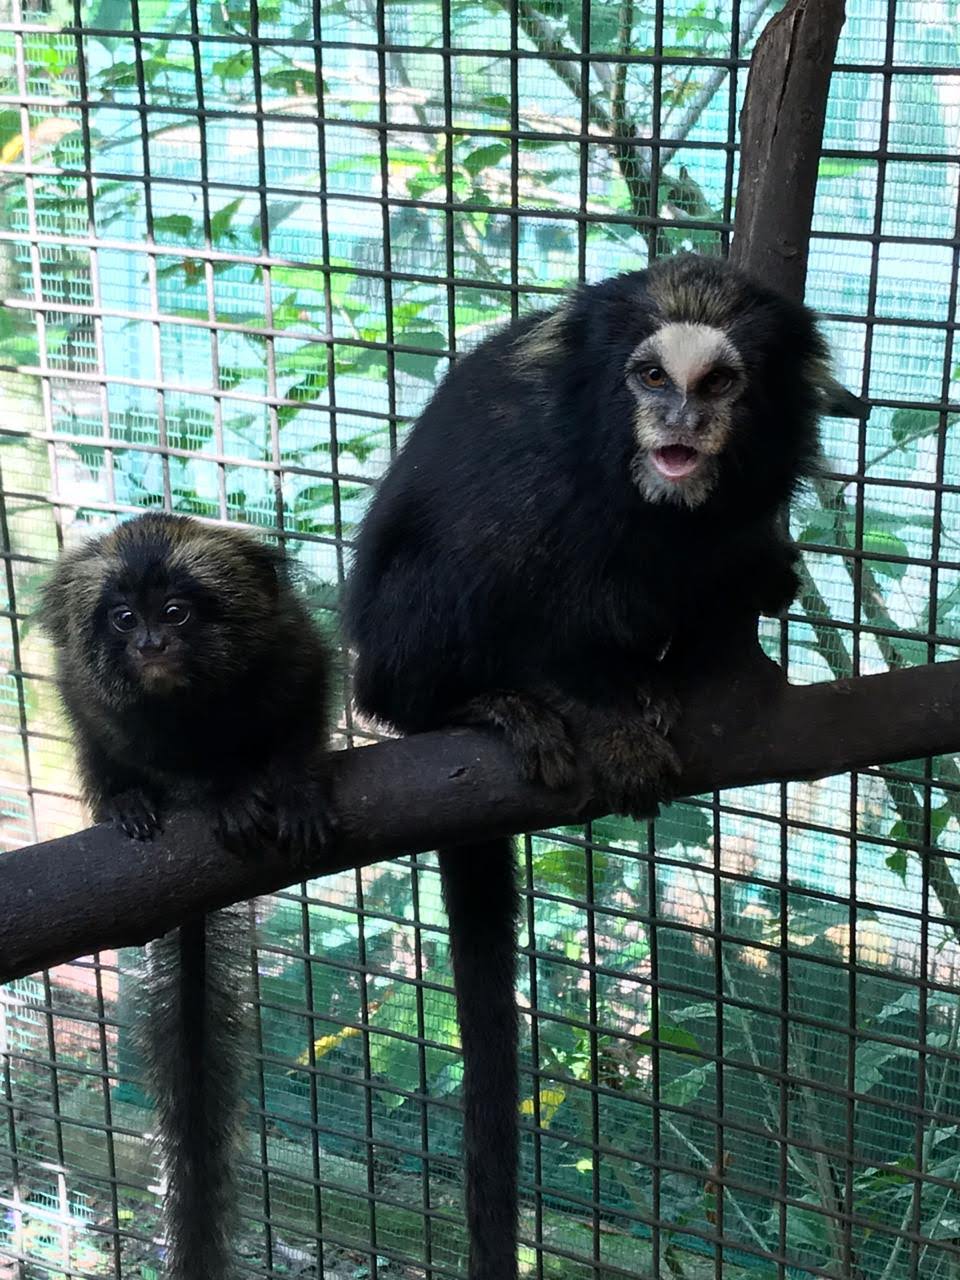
<box><xmin>640</xmin><ymin>365</ymin><xmax>668</xmax><ymax>389</ymax></box>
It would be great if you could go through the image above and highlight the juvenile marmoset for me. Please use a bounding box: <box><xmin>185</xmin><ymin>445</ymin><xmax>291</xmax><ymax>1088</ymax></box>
<box><xmin>345</xmin><ymin>254</ymin><xmax>827</xmax><ymax>1280</ymax></box>
<box><xmin>41</xmin><ymin>512</ymin><xmax>334</xmax><ymax>1280</ymax></box>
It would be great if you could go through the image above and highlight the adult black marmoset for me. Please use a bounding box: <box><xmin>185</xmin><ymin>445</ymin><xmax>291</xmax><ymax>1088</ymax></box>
<box><xmin>41</xmin><ymin>512</ymin><xmax>334</xmax><ymax>1280</ymax></box>
<box><xmin>344</xmin><ymin>254</ymin><xmax>827</xmax><ymax>1280</ymax></box>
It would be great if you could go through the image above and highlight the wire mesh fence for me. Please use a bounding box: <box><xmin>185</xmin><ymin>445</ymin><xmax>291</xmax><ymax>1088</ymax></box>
<box><xmin>1</xmin><ymin>0</ymin><xmax>960</xmax><ymax>1276</ymax></box>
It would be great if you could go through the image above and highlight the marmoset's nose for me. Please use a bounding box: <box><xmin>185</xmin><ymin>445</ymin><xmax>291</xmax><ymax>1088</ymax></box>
<box><xmin>665</xmin><ymin>398</ymin><xmax>706</xmax><ymax>434</ymax></box>
<box><xmin>136</xmin><ymin>630</ymin><xmax>168</xmax><ymax>654</ymax></box>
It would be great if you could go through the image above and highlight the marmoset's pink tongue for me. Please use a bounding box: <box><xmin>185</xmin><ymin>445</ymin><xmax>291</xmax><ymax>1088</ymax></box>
<box><xmin>652</xmin><ymin>445</ymin><xmax>700</xmax><ymax>480</ymax></box>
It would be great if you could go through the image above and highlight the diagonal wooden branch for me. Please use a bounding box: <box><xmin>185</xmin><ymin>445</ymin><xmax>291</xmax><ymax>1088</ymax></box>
<box><xmin>3</xmin><ymin>646</ymin><xmax>960</xmax><ymax>985</ymax></box>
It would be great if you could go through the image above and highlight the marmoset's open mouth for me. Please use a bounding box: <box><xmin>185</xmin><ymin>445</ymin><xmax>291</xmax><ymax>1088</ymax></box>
<box><xmin>651</xmin><ymin>444</ymin><xmax>701</xmax><ymax>480</ymax></box>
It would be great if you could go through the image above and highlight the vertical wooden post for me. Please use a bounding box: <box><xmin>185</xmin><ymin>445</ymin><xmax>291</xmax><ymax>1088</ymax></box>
<box><xmin>730</xmin><ymin>0</ymin><xmax>848</xmax><ymax>302</ymax></box>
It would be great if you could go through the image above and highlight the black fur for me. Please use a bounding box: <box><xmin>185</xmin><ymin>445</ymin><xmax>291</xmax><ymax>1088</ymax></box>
<box><xmin>142</xmin><ymin>910</ymin><xmax>249</xmax><ymax>1280</ymax></box>
<box><xmin>40</xmin><ymin>512</ymin><xmax>335</xmax><ymax>1280</ymax></box>
<box><xmin>344</xmin><ymin>256</ymin><xmax>826</xmax><ymax>1280</ymax></box>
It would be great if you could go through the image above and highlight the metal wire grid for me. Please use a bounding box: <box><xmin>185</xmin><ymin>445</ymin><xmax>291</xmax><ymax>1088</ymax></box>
<box><xmin>1</xmin><ymin>0</ymin><xmax>959</xmax><ymax>1276</ymax></box>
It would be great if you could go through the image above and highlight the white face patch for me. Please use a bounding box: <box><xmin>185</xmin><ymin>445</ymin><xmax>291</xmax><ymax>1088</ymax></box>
<box><xmin>626</xmin><ymin>322</ymin><xmax>744</xmax><ymax>509</ymax></box>
<box><xmin>632</xmin><ymin>322</ymin><xmax>743</xmax><ymax>394</ymax></box>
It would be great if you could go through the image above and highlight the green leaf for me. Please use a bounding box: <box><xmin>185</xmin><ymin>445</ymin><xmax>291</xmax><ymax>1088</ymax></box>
<box><xmin>534</xmin><ymin>845</ymin><xmax>608</xmax><ymax>897</ymax></box>
<box><xmin>0</xmin><ymin>110</ymin><xmax>21</xmax><ymax>143</ymax></box>
<box><xmin>153</xmin><ymin>213</ymin><xmax>194</xmax><ymax>239</ymax></box>
<box><xmin>890</xmin><ymin>407</ymin><xmax>942</xmax><ymax>445</ymax></box>
<box><xmin>932</xmin><ymin>801</ymin><xmax>952</xmax><ymax>840</ymax></box>
<box><xmin>294</xmin><ymin>484</ymin><xmax>336</xmax><ymax>510</ymax></box>
<box><xmin>862</xmin><ymin>529</ymin><xmax>908</xmax><ymax>578</ymax></box>
<box><xmin>854</xmin><ymin>1164</ymin><xmax>913</xmax><ymax>1195</ymax></box>
<box><xmin>272</xmin><ymin>265</ymin><xmax>324</xmax><ymax>294</ymax></box>
<box><xmin>211</xmin><ymin>197</ymin><xmax>243</xmax><ymax>244</ymax></box>
<box><xmin>588</xmin><ymin>813</ymin><xmax>647</xmax><ymax>846</ymax></box>
<box><xmin>662</xmin><ymin>1064</ymin><xmax>709</xmax><ymax>1106</ymax></box>
<box><xmin>212</xmin><ymin>50</ymin><xmax>253</xmax><ymax>81</ymax></box>
<box><xmin>376</xmin><ymin>1089</ymin><xmax>406</xmax><ymax>1110</ymax></box>
<box><xmin>262</xmin><ymin>66</ymin><xmax>317</xmax><ymax>95</ymax></box>
<box><xmin>97</xmin><ymin>60</ymin><xmax>139</xmax><ymax>89</ymax></box>
<box><xmin>669</xmin><ymin>1001</ymin><xmax>717</xmax><ymax>1022</ymax></box>
<box><xmin>888</xmin><ymin>803</ymin><xmax>950</xmax><ymax>858</ymax></box>
<box><xmin>675</xmin><ymin>13</ymin><xmax>726</xmax><ymax>37</ymax></box>
<box><xmin>874</xmin><ymin>989</ymin><xmax>921</xmax><ymax>1022</ymax></box>
<box><xmin>167</xmin><ymin>418</ymin><xmax>213</xmax><ymax>452</ymax></box>
<box><xmin>888</xmin><ymin>634</ymin><xmax>929</xmax><ymax>667</ymax></box>
<box><xmin>885</xmin><ymin>849</ymin><xmax>908</xmax><ymax>882</ymax></box>
<box><xmin>657</xmin><ymin>42</ymin><xmax>720</xmax><ymax>57</ymax></box>
<box><xmin>277</xmin><ymin>380</ymin><xmax>322</xmax><ymax>426</ymax></box>
<box><xmin>654</xmin><ymin>803</ymin><xmax>711</xmax><ymax>850</ymax></box>
<box><xmin>856</xmin><ymin>1039</ymin><xmax>912</xmax><ymax>1093</ymax></box>
<box><xmin>217</xmin><ymin>364</ymin><xmax>254</xmax><ymax>391</ymax></box>
<box><xmin>638</xmin><ymin>1024</ymin><xmax>701</xmax><ymax>1057</ymax></box>
<box><xmin>406</xmin><ymin>168</ymin><xmax>443</xmax><ymax>200</ymax></box>
<box><xmin>72</xmin><ymin>444</ymin><xmax>106</xmax><ymax>479</ymax></box>
<box><xmin>395</xmin><ymin>330</ymin><xmax>447</xmax><ymax>383</ymax></box>
<box><xmin>928</xmin><ymin>1215</ymin><xmax>960</xmax><ymax>1240</ymax></box>
<box><xmin>786</xmin><ymin>1205</ymin><xmax>832</xmax><ymax>1251</ymax></box>
<box><xmin>462</xmin><ymin>142</ymin><xmax>512</xmax><ymax>178</ymax></box>
<box><xmin>797</xmin><ymin>506</ymin><xmax>840</xmax><ymax>543</ymax></box>
<box><xmin>394</xmin><ymin>300</ymin><xmax>430</xmax><ymax>325</ymax></box>
<box><xmin>568</xmin><ymin>2</ymin><xmax>619</xmax><ymax>47</ymax></box>
<box><xmin>889</xmin><ymin>757</ymin><xmax>926</xmax><ymax>781</ymax></box>
<box><xmin>818</xmin><ymin>157</ymin><xmax>875</xmax><ymax>179</ymax></box>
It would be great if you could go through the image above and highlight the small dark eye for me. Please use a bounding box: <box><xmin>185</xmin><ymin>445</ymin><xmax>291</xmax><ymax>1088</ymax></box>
<box><xmin>110</xmin><ymin>607</ymin><xmax>137</xmax><ymax>633</ymax></box>
<box><xmin>702</xmin><ymin>369</ymin><xmax>734</xmax><ymax>396</ymax></box>
<box><xmin>639</xmin><ymin>365</ymin><xmax>668</xmax><ymax>390</ymax></box>
<box><xmin>163</xmin><ymin>601</ymin><xmax>191</xmax><ymax>626</ymax></box>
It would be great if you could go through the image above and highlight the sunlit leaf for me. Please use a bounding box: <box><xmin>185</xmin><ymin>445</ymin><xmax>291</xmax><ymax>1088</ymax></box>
<box><xmin>818</xmin><ymin>157</ymin><xmax>875</xmax><ymax>178</ymax></box>
<box><xmin>862</xmin><ymin>529</ymin><xmax>909</xmax><ymax>578</ymax></box>
<box><xmin>519</xmin><ymin>1087</ymin><xmax>566</xmax><ymax>1125</ymax></box>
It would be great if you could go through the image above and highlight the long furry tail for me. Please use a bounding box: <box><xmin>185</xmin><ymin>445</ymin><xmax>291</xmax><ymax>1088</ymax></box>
<box><xmin>139</xmin><ymin>907</ymin><xmax>250</xmax><ymax>1280</ymax></box>
<box><xmin>439</xmin><ymin>838</ymin><xmax>519</xmax><ymax>1280</ymax></box>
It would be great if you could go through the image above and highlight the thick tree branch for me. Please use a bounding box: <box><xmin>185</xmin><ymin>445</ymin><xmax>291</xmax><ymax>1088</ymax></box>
<box><xmin>730</xmin><ymin>0</ymin><xmax>846</xmax><ymax>296</ymax></box>
<box><xmin>3</xmin><ymin>647</ymin><xmax>960</xmax><ymax>984</ymax></box>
